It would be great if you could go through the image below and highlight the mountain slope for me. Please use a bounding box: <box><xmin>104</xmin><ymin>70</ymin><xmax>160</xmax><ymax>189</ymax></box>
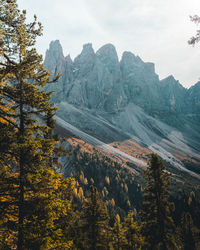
<box><xmin>44</xmin><ymin>40</ymin><xmax>200</xmax><ymax>177</ymax></box>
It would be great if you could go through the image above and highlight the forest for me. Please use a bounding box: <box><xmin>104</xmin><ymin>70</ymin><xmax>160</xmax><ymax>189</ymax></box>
<box><xmin>0</xmin><ymin>0</ymin><xmax>200</xmax><ymax>249</ymax></box>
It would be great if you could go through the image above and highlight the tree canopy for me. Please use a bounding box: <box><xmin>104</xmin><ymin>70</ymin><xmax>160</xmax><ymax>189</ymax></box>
<box><xmin>0</xmin><ymin>1</ymin><xmax>74</xmax><ymax>248</ymax></box>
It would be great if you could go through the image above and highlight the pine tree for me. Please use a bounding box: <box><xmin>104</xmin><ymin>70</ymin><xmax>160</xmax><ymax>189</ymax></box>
<box><xmin>178</xmin><ymin>212</ymin><xmax>199</xmax><ymax>250</ymax></box>
<box><xmin>0</xmin><ymin>1</ymin><xmax>74</xmax><ymax>248</ymax></box>
<box><xmin>112</xmin><ymin>214</ymin><xmax>127</xmax><ymax>250</ymax></box>
<box><xmin>141</xmin><ymin>154</ymin><xmax>178</xmax><ymax>249</ymax></box>
<box><xmin>123</xmin><ymin>210</ymin><xmax>144</xmax><ymax>250</ymax></box>
<box><xmin>78</xmin><ymin>185</ymin><xmax>110</xmax><ymax>250</ymax></box>
<box><xmin>23</xmin><ymin>169</ymin><xmax>75</xmax><ymax>249</ymax></box>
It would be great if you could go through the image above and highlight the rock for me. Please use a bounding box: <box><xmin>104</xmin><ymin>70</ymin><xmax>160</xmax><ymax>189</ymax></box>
<box><xmin>186</xmin><ymin>81</ymin><xmax>200</xmax><ymax>113</ymax></box>
<box><xmin>160</xmin><ymin>75</ymin><xmax>187</xmax><ymax>113</ymax></box>
<box><xmin>96</xmin><ymin>43</ymin><xmax>120</xmax><ymax>80</ymax></box>
<box><xmin>120</xmin><ymin>51</ymin><xmax>162</xmax><ymax>112</ymax></box>
<box><xmin>43</xmin><ymin>41</ymin><xmax>200</xmax><ymax>172</ymax></box>
<box><xmin>67</xmin><ymin>43</ymin><xmax>113</xmax><ymax>110</ymax></box>
<box><xmin>44</xmin><ymin>40</ymin><xmax>68</xmax><ymax>102</ymax></box>
<box><xmin>43</xmin><ymin>40</ymin><xmax>200</xmax><ymax>123</ymax></box>
<box><xmin>65</xmin><ymin>43</ymin><xmax>127</xmax><ymax>112</ymax></box>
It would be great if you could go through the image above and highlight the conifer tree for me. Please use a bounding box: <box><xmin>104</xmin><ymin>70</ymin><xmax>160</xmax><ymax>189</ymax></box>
<box><xmin>141</xmin><ymin>154</ymin><xmax>178</xmax><ymax>250</ymax></box>
<box><xmin>22</xmin><ymin>169</ymin><xmax>75</xmax><ymax>249</ymax></box>
<box><xmin>123</xmin><ymin>210</ymin><xmax>144</xmax><ymax>250</ymax></box>
<box><xmin>178</xmin><ymin>212</ymin><xmax>199</xmax><ymax>250</ymax></box>
<box><xmin>0</xmin><ymin>1</ymin><xmax>74</xmax><ymax>249</ymax></box>
<box><xmin>112</xmin><ymin>214</ymin><xmax>127</xmax><ymax>250</ymax></box>
<box><xmin>78</xmin><ymin>185</ymin><xmax>110</xmax><ymax>250</ymax></box>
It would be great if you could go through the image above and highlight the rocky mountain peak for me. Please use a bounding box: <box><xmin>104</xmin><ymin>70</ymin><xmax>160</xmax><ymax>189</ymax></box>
<box><xmin>121</xmin><ymin>51</ymin><xmax>144</xmax><ymax>66</ymax></box>
<box><xmin>65</xmin><ymin>54</ymin><xmax>73</xmax><ymax>64</ymax></box>
<box><xmin>46</xmin><ymin>40</ymin><xmax>64</xmax><ymax>60</ymax></box>
<box><xmin>161</xmin><ymin>75</ymin><xmax>184</xmax><ymax>90</ymax></box>
<box><xmin>188</xmin><ymin>81</ymin><xmax>200</xmax><ymax>92</ymax></box>
<box><xmin>165</xmin><ymin>74</ymin><xmax>176</xmax><ymax>80</ymax></box>
<box><xmin>67</xmin><ymin>46</ymin><xmax>94</xmax><ymax>86</ymax></box>
<box><xmin>162</xmin><ymin>75</ymin><xmax>177</xmax><ymax>83</ymax></box>
<box><xmin>160</xmin><ymin>75</ymin><xmax>187</xmax><ymax>113</ymax></box>
<box><xmin>121</xmin><ymin>51</ymin><xmax>136</xmax><ymax>64</ymax></box>
<box><xmin>44</xmin><ymin>40</ymin><xmax>68</xmax><ymax>103</ymax></box>
<box><xmin>73</xmin><ymin>43</ymin><xmax>95</xmax><ymax>71</ymax></box>
<box><xmin>96</xmin><ymin>44</ymin><xmax>118</xmax><ymax>61</ymax></box>
<box><xmin>187</xmin><ymin>81</ymin><xmax>200</xmax><ymax>113</ymax></box>
<box><xmin>120</xmin><ymin>51</ymin><xmax>146</xmax><ymax>77</ymax></box>
<box><xmin>145</xmin><ymin>62</ymin><xmax>155</xmax><ymax>73</ymax></box>
<box><xmin>80</xmin><ymin>43</ymin><xmax>95</xmax><ymax>56</ymax></box>
<box><xmin>43</xmin><ymin>41</ymin><xmax>200</xmax><ymax>177</ymax></box>
<box><xmin>44</xmin><ymin>40</ymin><xmax>65</xmax><ymax>74</ymax></box>
<box><xmin>96</xmin><ymin>43</ymin><xmax>120</xmax><ymax>80</ymax></box>
<box><xmin>44</xmin><ymin>40</ymin><xmax>200</xmax><ymax>117</ymax></box>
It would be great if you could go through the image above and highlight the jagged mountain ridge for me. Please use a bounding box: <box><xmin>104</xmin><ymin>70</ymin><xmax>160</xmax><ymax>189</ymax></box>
<box><xmin>44</xmin><ymin>40</ymin><xmax>200</xmax><ymax>115</ymax></box>
<box><xmin>44</xmin><ymin>40</ymin><xmax>200</xmax><ymax>175</ymax></box>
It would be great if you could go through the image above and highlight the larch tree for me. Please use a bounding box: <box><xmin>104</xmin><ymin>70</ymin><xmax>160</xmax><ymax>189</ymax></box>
<box><xmin>178</xmin><ymin>212</ymin><xmax>199</xmax><ymax>250</ymax></box>
<box><xmin>141</xmin><ymin>154</ymin><xmax>178</xmax><ymax>250</ymax></box>
<box><xmin>112</xmin><ymin>214</ymin><xmax>127</xmax><ymax>250</ymax></box>
<box><xmin>0</xmin><ymin>0</ymin><xmax>74</xmax><ymax>249</ymax></box>
<box><xmin>123</xmin><ymin>210</ymin><xmax>144</xmax><ymax>250</ymax></box>
<box><xmin>78</xmin><ymin>185</ymin><xmax>110</xmax><ymax>250</ymax></box>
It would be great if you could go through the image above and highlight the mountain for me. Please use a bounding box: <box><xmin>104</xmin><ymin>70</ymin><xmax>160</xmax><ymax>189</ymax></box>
<box><xmin>44</xmin><ymin>40</ymin><xmax>200</xmax><ymax>178</ymax></box>
<box><xmin>186</xmin><ymin>81</ymin><xmax>200</xmax><ymax>113</ymax></box>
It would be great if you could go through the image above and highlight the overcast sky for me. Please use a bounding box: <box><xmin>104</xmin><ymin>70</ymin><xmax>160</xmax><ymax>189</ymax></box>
<box><xmin>17</xmin><ymin>0</ymin><xmax>200</xmax><ymax>88</ymax></box>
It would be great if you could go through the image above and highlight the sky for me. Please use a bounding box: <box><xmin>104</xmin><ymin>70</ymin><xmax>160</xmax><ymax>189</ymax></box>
<box><xmin>17</xmin><ymin>0</ymin><xmax>200</xmax><ymax>88</ymax></box>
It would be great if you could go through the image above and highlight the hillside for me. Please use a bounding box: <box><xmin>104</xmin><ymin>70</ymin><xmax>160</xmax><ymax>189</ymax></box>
<box><xmin>44</xmin><ymin>40</ymin><xmax>200</xmax><ymax>178</ymax></box>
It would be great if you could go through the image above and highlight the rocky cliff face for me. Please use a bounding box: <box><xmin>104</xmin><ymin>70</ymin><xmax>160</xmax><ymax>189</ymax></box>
<box><xmin>44</xmin><ymin>41</ymin><xmax>200</xmax><ymax>174</ymax></box>
<box><xmin>44</xmin><ymin>40</ymin><xmax>199</xmax><ymax>117</ymax></box>
<box><xmin>186</xmin><ymin>82</ymin><xmax>200</xmax><ymax>113</ymax></box>
<box><xmin>160</xmin><ymin>75</ymin><xmax>187</xmax><ymax>114</ymax></box>
<box><xmin>120</xmin><ymin>51</ymin><xmax>163</xmax><ymax>112</ymax></box>
<box><xmin>44</xmin><ymin>40</ymin><xmax>66</xmax><ymax>102</ymax></box>
<box><xmin>45</xmin><ymin>42</ymin><xmax>128</xmax><ymax>112</ymax></box>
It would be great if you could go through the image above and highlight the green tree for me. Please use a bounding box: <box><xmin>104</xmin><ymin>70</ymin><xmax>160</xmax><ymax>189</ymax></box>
<box><xmin>0</xmin><ymin>1</ymin><xmax>73</xmax><ymax>249</ymax></box>
<box><xmin>123</xmin><ymin>210</ymin><xmax>144</xmax><ymax>250</ymax></box>
<box><xmin>112</xmin><ymin>214</ymin><xmax>127</xmax><ymax>250</ymax></box>
<box><xmin>78</xmin><ymin>185</ymin><xmax>110</xmax><ymax>250</ymax></box>
<box><xmin>22</xmin><ymin>169</ymin><xmax>75</xmax><ymax>249</ymax></box>
<box><xmin>178</xmin><ymin>212</ymin><xmax>199</xmax><ymax>250</ymax></box>
<box><xmin>141</xmin><ymin>154</ymin><xmax>178</xmax><ymax>249</ymax></box>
